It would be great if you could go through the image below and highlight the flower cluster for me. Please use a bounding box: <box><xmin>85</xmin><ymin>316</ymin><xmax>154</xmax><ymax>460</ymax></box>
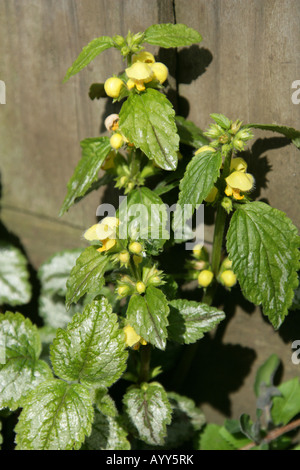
<box><xmin>225</xmin><ymin>157</ymin><xmax>255</xmax><ymax>200</ymax></box>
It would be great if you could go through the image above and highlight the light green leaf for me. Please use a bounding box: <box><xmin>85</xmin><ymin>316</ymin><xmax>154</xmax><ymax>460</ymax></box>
<box><xmin>123</xmin><ymin>382</ymin><xmax>172</xmax><ymax>446</ymax></box>
<box><xmin>119</xmin><ymin>88</ymin><xmax>179</xmax><ymax>171</ymax></box>
<box><xmin>38</xmin><ymin>249</ymin><xmax>83</xmax><ymax>296</ymax></box>
<box><xmin>63</xmin><ymin>36</ymin><xmax>115</xmax><ymax>82</ymax></box>
<box><xmin>0</xmin><ymin>242</ymin><xmax>31</xmax><ymax>306</ymax></box>
<box><xmin>167</xmin><ymin>299</ymin><xmax>225</xmax><ymax>344</ymax></box>
<box><xmin>175</xmin><ymin>115</ymin><xmax>209</xmax><ymax>148</ymax></box>
<box><xmin>59</xmin><ymin>137</ymin><xmax>111</xmax><ymax>216</ymax></box>
<box><xmin>38</xmin><ymin>293</ymin><xmax>81</xmax><ymax>329</ymax></box>
<box><xmin>66</xmin><ymin>246</ymin><xmax>109</xmax><ymax>308</ymax></box>
<box><xmin>126</xmin><ymin>287</ymin><xmax>169</xmax><ymax>350</ymax></box>
<box><xmin>246</xmin><ymin>123</ymin><xmax>300</xmax><ymax>149</ymax></box>
<box><xmin>15</xmin><ymin>380</ymin><xmax>94</xmax><ymax>450</ymax></box>
<box><xmin>0</xmin><ymin>312</ymin><xmax>52</xmax><ymax>410</ymax></box>
<box><xmin>144</xmin><ymin>23</ymin><xmax>202</xmax><ymax>48</ymax></box>
<box><xmin>210</xmin><ymin>113</ymin><xmax>232</xmax><ymax>129</ymax></box>
<box><xmin>95</xmin><ymin>389</ymin><xmax>118</xmax><ymax>418</ymax></box>
<box><xmin>254</xmin><ymin>354</ymin><xmax>281</xmax><ymax>397</ymax></box>
<box><xmin>199</xmin><ymin>424</ymin><xmax>234</xmax><ymax>450</ymax></box>
<box><xmin>82</xmin><ymin>409</ymin><xmax>130</xmax><ymax>450</ymax></box>
<box><xmin>226</xmin><ymin>202</ymin><xmax>300</xmax><ymax>329</ymax></box>
<box><xmin>50</xmin><ymin>298</ymin><xmax>128</xmax><ymax>387</ymax></box>
<box><xmin>271</xmin><ymin>378</ymin><xmax>300</xmax><ymax>426</ymax></box>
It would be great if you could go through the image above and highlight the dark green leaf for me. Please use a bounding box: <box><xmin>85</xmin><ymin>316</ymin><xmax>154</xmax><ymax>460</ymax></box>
<box><xmin>15</xmin><ymin>380</ymin><xmax>94</xmax><ymax>450</ymax></box>
<box><xmin>66</xmin><ymin>246</ymin><xmax>109</xmax><ymax>308</ymax></box>
<box><xmin>144</xmin><ymin>23</ymin><xmax>202</xmax><ymax>48</ymax></box>
<box><xmin>126</xmin><ymin>287</ymin><xmax>169</xmax><ymax>350</ymax></box>
<box><xmin>82</xmin><ymin>409</ymin><xmax>130</xmax><ymax>450</ymax></box>
<box><xmin>59</xmin><ymin>137</ymin><xmax>111</xmax><ymax>216</ymax></box>
<box><xmin>227</xmin><ymin>202</ymin><xmax>300</xmax><ymax>329</ymax></box>
<box><xmin>123</xmin><ymin>382</ymin><xmax>172</xmax><ymax>446</ymax></box>
<box><xmin>246</xmin><ymin>123</ymin><xmax>300</xmax><ymax>150</ymax></box>
<box><xmin>63</xmin><ymin>36</ymin><xmax>115</xmax><ymax>82</ymax></box>
<box><xmin>119</xmin><ymin>89</ymin><xmax>179</xmax><ymax>171</ymax></box>
<box><xmin>167</xmin><ymin>299</ymin><xmax>225</xmax><ymax>344</ymax></box>
<box><xmin>175</xmin><ymin>115</ymin><xmax>210</xmax><ymax>148</ymax></box>
<box><xmin>50</xmin><ymin>298</ymin><xmax>128</xmax><ymax>387</ymax></box>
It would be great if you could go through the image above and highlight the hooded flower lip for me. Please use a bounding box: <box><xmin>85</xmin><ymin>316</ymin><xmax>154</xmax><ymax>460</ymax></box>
<box><xmin>125</xmin><ymin>62</ymin><xmax>153</xmax><ymax>91</ymax></box>
<box><xmin>84</xmin><ymin>217</ymin><xmax>119</xmax><ymax>252</ymax></box>
<box><xmin>123</xmin><ymin>325</ymin><xmax>147</xmax><ymax>349</ymax></box>
<box><xmin>230</xmin><ymin>157</ymin><xmax>248</xmax><ymax>173</ymax></box>
<box><xmin>225</xmin><ymin>171</ymin><xmax>255</xmax><ymax>200</ymax></box>
<box><xmin>132</xmin><ymin>51</ymin><xmax>155</xmax><ymax>64</ymax></box>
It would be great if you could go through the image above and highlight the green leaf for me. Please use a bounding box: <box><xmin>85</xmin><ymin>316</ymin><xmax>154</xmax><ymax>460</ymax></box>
<box><xmin>38</xmin><ymin>249</ymin><xmax>83</xmax><ymax>296</ymax></box>
<box><xmin>66</xmin><ymin>246</ymin><xmax>109</xmax><ymax>308</ymax></box>
<box><xmin>0</xmin><ymin>242</ymin><xmax>31</xmax><ymax>306</ymax></box>
<box><xmin>174</xmin><ymin>149</ymin><xmax>222</xmax><ymax>226</ymax></box>
<box><xmin>254</xmin><ymin>354</ymin><xmax>281</xmax><ymax>397</ymax></box>
<box><xmin>38</xmin><ymin>293</ymin><xmax>81</xmax><ymax>329</ymax></box>
<box><xmin>51</xmin><ymin>298</ymin><xmax>128</xmax><ymax>387</ymax></box>
<box><xmin>175</xmin><ymin>115</ymin><xmax>210</xmax><ymax>148</ymax></box>
<box><xmin>226</xmin><ymin>202</ymin><xmax>300</xmax><ymax>329</ymax></box>
<box><xmin>199</xmin><ymin>424</ymin><xmax>234</xmax><ymax>450</ymax></box>
<box><xmin>165</xmin><ymin>392</ymin><xmax>205</xmax><ymax>448</ymax></box>
<box><xmin>59</xmin><ymin>137</ymin><xmax>111</xmax><ymax>216</ymax></box>
<box><xmin>210</xmin><ymin>113</ymin><xmax>232</xmax><ymax>129</ymax></box>
<box><xmin>271</xmin><ymin>378</ymin><xmax>300</xmax><ymax>426</ymax></box>
<box><xmin>15</xmin><ymin>380</ymin><xmax>94</xmax><ymax>450</ymax></box>
<box><xmin>167</xmin><ymin>299</ymin><xmax>225</xmax><ymax>344</ymax></box>
<box><xmin>82</xmin><ymin>409</ymin><xmax>130</xmax><ymax>450</ymax></box>
<box><xmin>126</xmin><ymin>287</ymin><xmax>169</xmax><ymax>350</ymax></box>
<box><xmin>246</xmin><ymin>123</ymin><xmax>300</xmax><ymax>150</ymax></box>
<box><xmin>144</xmin><ymin>23</ymin><xmax>202</xmax><ymax>48</ymax></box>
<box><xmin>123</xmin><ymin>382</ymin><xmax>172</xmax><ymax>446</ymax></box>
<box><xmin>119</xmin><ymin>88</ymin><xmax>179</xmax><ymax>171</ymax></box>
<box><xmin>63</xmin><ymin>36</ymin><xmax>115</xmax><ymax>82</ymax></box>
<box><xmin>0</xmin><ymin>312</ymin><xmax>53</xmax><ymax>410</ymax></box>
<box><xmin>118</xmin><ymin>186</ymin><xmax>169</xmax><ymax>252</ymax></box>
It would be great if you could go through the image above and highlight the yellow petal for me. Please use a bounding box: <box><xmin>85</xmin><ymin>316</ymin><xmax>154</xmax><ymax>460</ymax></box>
<box><xmin>225</xmin><ymin>171</ymin><xmax>254</xmax><ymax>192</ymax></box>
<box><xmin>97</xmin><ymin>238</ymin><xmax>116</xmax><ymax>252</ymax></box>
<box><xmin>195</xmin><ymin>145</ymin><xmax>216</xmax><ymax>155</ymax></box>
<box><xmin>84</xmin><ymin>224</ymin><xmax>101</xmax><ymax>241</ymax></box>
<box><xmin>125</xmin><ymin>62</ymin><xmax>153</xmax><ymax>81</ymax></box>
<box><xmin>205</xmin><ymin>186</ymin><xmax>218</xmax><ymax>203</ymax></box>
<box><xmin>123</xmin><ymin>325</ymin><xmax>141</xmax><ymax>347</ymax></box>
<box><xmin>132</xmin><ymin>51</ymin><xmax>155</xmax><ymax>64</ymax></box>
<box><xmin>230</xmin><ymin>157</ymin><xmax>247</xmax><ymax>172</ymax></box>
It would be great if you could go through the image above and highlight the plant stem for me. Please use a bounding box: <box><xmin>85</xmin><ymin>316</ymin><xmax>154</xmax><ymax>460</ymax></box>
<box><xmin>239</xmin><ymin>418</ymin><xmax>300</xmax><ymax>450</ymax></box>
<box><xmin>138</xmin><ymin>343</ymin><xmax>152</xmax><ymax>383</ymax></box>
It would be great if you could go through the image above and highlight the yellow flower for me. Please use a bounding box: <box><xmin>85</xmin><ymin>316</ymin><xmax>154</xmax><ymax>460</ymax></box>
<box><xmin>110</xmin><ymin>133</ymin><xmax>124</xmax><ymax>150</ymax></box>
<box><xmin>225</xmin><ymin>171</ymin><xmax>254</xmax><ymax>200</ymax></box>
<box><xmin>198</xmin><ymin>270</ymin><xmax>214</xmax><ymax>288</ymax></box>
<box><xmin>151</xmin><ymin>62</ymin><xmax>168</xmax><ymax>84</ymax></box>
<box><xmin>84</xmin><ymin>217</ymin><xmax>119</xmax><ymax>252</ymax></box>
<box><xmin>123</xmin><ymin>325</ymin><xmax>147</xmax><ymax>349</ymax></box>
<box><xmin>193</xmin><ymin>244</ymin><xmax>203</xmax><ymax>257</ymax></box>
<box><xmin>230</xmin><ymin>157</ymin><xmax>247</xmax><ymax>173</ymax></box>
<box><xmin>126</xmin><ymin>62</ymin><xmax>153</xmax><ymax>91</ymax></box>
<box><xmin>136</xmin><ymin>281</ymin><xmax>146</xmax><ymax>294</ymax></box>
<box><xmin>132</xmin><ymin>51</ymin><xmax>155</xmax><ymax>64</ymax></box>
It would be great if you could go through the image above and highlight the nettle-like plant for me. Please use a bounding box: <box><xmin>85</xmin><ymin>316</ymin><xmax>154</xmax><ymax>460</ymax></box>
<box><xmin>1</xmin><ymin>23</ymin><xmax>300</xmax><ymax>451</ymax></box>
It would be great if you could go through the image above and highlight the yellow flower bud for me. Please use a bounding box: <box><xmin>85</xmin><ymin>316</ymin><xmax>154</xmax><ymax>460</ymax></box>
<box><xmin>129</xmin><ymin>241</ymin><xmax>143</xmax><ymax>255</ymax></box>
<box><xmin>119</xmin><ymin>250</ymin><xmax>130</xmax><ymax>265</ymax></box>
<box><xmin>193</xmin><ymin>244</ymin><xmax>203</xmax><ymax>257</ymax></box>
<box><xmin>205</xmin><ymin>186</ymin><xmax>218</xmax><ymax>203</ymax></box>
<box><xmin>104</xmin><ymin>114</ymin><xmax>119</xmax><ymax>132</ymax></box>
<box><xmin>110</xmin><ymin>133</ymin><xmax>124</xmax><ymax>150</ymax></box>
<box><xmin>222</xmin><ymin>257</ymin><xmax>233</xmax><ymax>270</ymax></box>
<box><xmin>220</xmin><ymin>270</ymin><xmax>237</xmax><ymax>288</ymax></box>
<box><xmin>133</xmin><ymin>254</ymin><xmax>143</xmax><ymax>265</ymax></box>
<box><xmin>151</xmin><ymin>62</ymin><xmax>168</xmax><ymax>84</ymax></box>
<box><xmin>104</xmin><ymin>77</ymin><xmax>124</xmax><ymax>99</ymax></box>
<box><xmin>136</xmin><ymin>281</ymin><xmax>146</xmax><ymax>294</ymax></box>
<box><xmin>198</xmin><ymin>270</ymin><xmax>214</xmax><ymax>288</ymax></box>
<box><xmin>118</xmin><ymin>285</ymin><xmax>130</xmax><ymax>297</ymax></box>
